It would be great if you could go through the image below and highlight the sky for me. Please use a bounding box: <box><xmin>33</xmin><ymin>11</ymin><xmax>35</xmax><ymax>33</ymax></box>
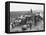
<box><xmin>10</xmin><ymin>3</ymin><xmax>44</xmax><ymax>12</ymax></box>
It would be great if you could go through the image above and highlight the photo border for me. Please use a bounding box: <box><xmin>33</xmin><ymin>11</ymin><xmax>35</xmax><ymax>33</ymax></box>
<box><xmin>5</xmin><ymin>1</ymin><xmax>45</xmax><ymax>34</ymax></box>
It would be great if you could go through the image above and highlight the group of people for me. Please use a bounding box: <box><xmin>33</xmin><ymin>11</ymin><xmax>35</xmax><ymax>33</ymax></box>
<box><xmin>10</xmin><ymin>15</ymin><xmax>43</xmax><ymax>31</ymax></box>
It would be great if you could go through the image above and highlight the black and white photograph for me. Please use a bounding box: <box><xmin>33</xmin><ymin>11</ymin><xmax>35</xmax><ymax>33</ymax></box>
<box><xmin>7</xmin><ymin>2</ymin><xmax>45</xmax><ymax>33</ymax></box>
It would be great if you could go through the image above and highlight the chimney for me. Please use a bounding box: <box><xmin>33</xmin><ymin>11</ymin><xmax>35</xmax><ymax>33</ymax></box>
<box><xmin>30</xmin><ymin>9</ymin><xmax>32</xmax><ymax>13</ymax></box>
<box><xmin>31</xmin><ymin>9</ymin><xmax>32</xmax><ymax>13</ymax></box>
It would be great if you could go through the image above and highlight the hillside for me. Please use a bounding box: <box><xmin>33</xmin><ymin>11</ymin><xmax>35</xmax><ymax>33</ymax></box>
<box><xmin>10</xmin><ymin>11</ymin><xmax>32</xmax><ymax>18</ymax></box>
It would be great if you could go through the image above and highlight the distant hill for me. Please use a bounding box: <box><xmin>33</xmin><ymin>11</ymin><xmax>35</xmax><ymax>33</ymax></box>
<box><xmin>10</xmin><ymin>11</ymin><xmax>32</xmax><ymax>18</ymax></box>
<box><xmin>10</xmin><ymin>11</ymin><xmax>43</xmax><ymax>18</ymax></box>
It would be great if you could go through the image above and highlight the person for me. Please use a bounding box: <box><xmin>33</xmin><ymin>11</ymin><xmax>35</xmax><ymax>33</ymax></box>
<box><xmin>11</xmin><ymin>22</ymin><xmax>16</xmax><ymax>28</ymax></box>
<box><xmin>20</xmin><ymin>17</ymin><xmax>27</xmax><ymax>25</ymax></box>
<box><xmin>34</xmin><ymin>15</ymin><xmax>43</xmax><ymax>26</ymax></box>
